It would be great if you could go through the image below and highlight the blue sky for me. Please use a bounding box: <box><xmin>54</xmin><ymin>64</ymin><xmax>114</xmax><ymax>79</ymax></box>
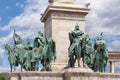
<box><xmin>0</xmin><ymin>0</ymin><xmax>24</xmax><ymax>37</ymax></box>
<box><xmin>0</xmin><ymin>0</ymin><xmax>120</xmax><ymax>72</ymax></box>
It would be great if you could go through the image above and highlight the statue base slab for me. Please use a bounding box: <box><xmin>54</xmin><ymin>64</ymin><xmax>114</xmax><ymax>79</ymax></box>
<box><xmin>7</xmin><ymin>71</ymin><xmax>120</xmax><ymax>80</ymax></box>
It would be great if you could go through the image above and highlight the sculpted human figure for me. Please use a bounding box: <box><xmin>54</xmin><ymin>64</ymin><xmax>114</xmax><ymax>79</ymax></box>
<box><xmin>93</xmin><ymin>33</ymin><xmax>108</xmax><ymax>72</ymax></box>
<box><xmin>5</xmin><ymin>30</ymin><xmax>57</xmax><ymax>71</ymax></box>
<box><xmin>13</xmin><ymin>30</ymin><xmax>26</xmax><ymax>71</ymax></box>
<box><xmin>68</xmin><ymin>23</ymin><xmax>84</xmax><ymax>68</ymax></box>
<box><xmin>23</xmin><ymin>39</ymin><xmax>33</xmax><ymax>71</ymax></box>
<box><xmin>43</xmin><ymin>38</ymin><xmax>56</xmax><ymax>71</ymax></box>
<box><xmin>25</xmin><ymin>39</ymin><xmax>33</xmax><ymax>50</ymax></box>
<box><xmin>80</xmin><ymin>33</ymin><xmax>90</xmax><ymax>67</ymax></box>
<box><xmin>34</xmin><ymin>31</ymin><xmax>46</xmax><ymax>48</ymax></box>
<box><xmin>33</xmin><ymin>31</ymin><xmax>45</xmax><ymax>70</ymax></box>
<box><xmin>66</xmin><ymin>22</ymin><xmax>96</xmax><ymax>70</ymax></box>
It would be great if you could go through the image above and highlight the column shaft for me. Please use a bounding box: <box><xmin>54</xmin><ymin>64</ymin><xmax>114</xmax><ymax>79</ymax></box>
<box><xmin>110</xmin><ymin>61</ymin><xmax>115</xmax><ymax>73</ymax></box>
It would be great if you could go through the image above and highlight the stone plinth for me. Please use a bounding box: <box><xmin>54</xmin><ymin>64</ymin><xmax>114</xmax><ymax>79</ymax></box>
<box><xmin>8</xmin><ymin>71</ymin><xmax>63</xmax><ymax>80</ymax></box>
<box><xmin>41</xmin><ymin>1</ymin><xmax>90</xmax><ymax>71</ymax></box>
<box><xmin>63</xmin><ymin>67</ymin><xmax>93</xmax><ymax>72</ymax></box>
<box><xmin>8</xmin><ymin>71</ymin><xmax>120</xmax><ymax>80</ymax></box>
<box><xmin>64</xmin><ymin>72</ymin><xmax>120</xmax><ymax>80</ymax></box>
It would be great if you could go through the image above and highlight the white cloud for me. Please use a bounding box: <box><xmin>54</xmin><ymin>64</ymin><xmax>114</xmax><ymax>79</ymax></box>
<box><xmin>0</xmin><ymin>66</ymin><xmax>10</xmax><ymax>72</ymax></box>
<box><xmin>108</xmin><ymin>40</ymin><xmax>120</xmax><ymax>51</ymax></box>
<box><xmin>1</xmin><ymin>0</ymin><xmax>120</xmax><ymax>41</ymax></box>
<box><xmin>0</xmin><ymin>0</ymin><xmax>48</xmax><ymax>41</ymax></box>
<box><xmin>78</xmin><ymin>0</ymin><xmax>120</xmax><ymax>37</ymax></box>
<box><xmin>0</xmin><ymin>1</ymin><xmax>49</xmax><ymax>62</ymax></box>
<box><xmin>0</xmin><ymin>31</ymin><xmax>13</xmax><ymax>60</ymax></box>
<box><xmin>0</xmin><ymin>47</ymin><xmax>4</xmax><ymax>62</ymax></box>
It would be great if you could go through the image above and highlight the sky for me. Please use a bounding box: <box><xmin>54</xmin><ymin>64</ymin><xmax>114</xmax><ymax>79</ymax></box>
<box><xmin>0</xmin><ymin>0</ymin><xmax>120</xmax><ymax>72</ymax></box>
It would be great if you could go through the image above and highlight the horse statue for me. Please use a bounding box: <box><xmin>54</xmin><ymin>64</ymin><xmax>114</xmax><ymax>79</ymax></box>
<box><xmin>80</xmin><ymin>33</ymin><xmax>95</xmax><ymax>68</ymax></box>
<box><xmin>83</xmin><ymin>40</ymin><xmax>95</xmax><ymax>69</ymax></box>
<box><xmin>5</xmin><ymin>44</ymin><xmax>16</xmax><ymax>72</ymax></box>
<box><xmin>33</xmin><ymin>31</ymin><xmax>47</xmax><ymax>71</ymax></box>
<box><xmin>13</xmin><ymin>30</ymin><xmax>26</xmax><ymax>71</ymax></box>
<box><xmin>5</xmin><ymin>30</ymin><xmax>57</xmax><ymax>71</ymax></box>
<box><xmin>41</xmin><ymin>38</ymin><xmax>56</xmax><ymax>71</ymax></box>
<box><xmin>93</xmin><ymin>33</ymin><xmax>109</xmax><ymax>72</ymax></box>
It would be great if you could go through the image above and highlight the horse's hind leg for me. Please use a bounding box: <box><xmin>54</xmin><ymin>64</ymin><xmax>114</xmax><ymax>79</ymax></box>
<box><xmin>21</xmin><ymin>64</ymin><xmax>23</xmax><ymax>71</ymax></box>
<box><xmin>70</xmin><ymin>56</ymin><xmax>75</xmax><ymax>67</ymax></box>
<box><xmin>14</xmin><ymin>65</ymin><xmax>16</xmax><ymax>71</ymax></box>
<box><xmin>75</xmin><ymin>53</ymin><xmax>80</xmax><ymax>67</ymax></box>
<box><xmin>77</xmin><ymin>57</ymin><xmax>80</xmax><ymax>67</ymax></box>
<box><xmin>10</xmin><ymin>65</ymin><xmax>12</xmax><ymax>72</ymax></box>
<box><xmin>75</xmin><ymin>48</ymin><xmax>80</xmax><ymax>67</ymax></box>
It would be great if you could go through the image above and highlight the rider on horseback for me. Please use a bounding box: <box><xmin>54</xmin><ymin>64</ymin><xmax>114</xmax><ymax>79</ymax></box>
<box><xmin>68</xmin><ymin>22</ymin><xmax>84</xmax><ymax>67</ymax></box>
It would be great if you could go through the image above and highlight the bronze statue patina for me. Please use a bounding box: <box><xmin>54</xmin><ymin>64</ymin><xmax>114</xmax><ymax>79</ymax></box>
<box><xmin>93</xmin><ymin>33</ymin><xmax>109</xmax><ymax>72</ymax></box>
<box><xmin>66</xmin><ymin>23</ymin><xmax>108</xmax><ymax>73</ymax></box>
<box><xmin>67</xmin><ymin>23</ymin><xmax>94</xmax><ymax>68</ymax></box>
<box><xmin>5</xmin><ymin>30</ymin><xmax>56</xmax><ymax>72</ymax></box>
<box><xmin>41</xmin><ymin>38</ymin><xmax>56</xmax><ymax>71</ymax></box>
<box><xmin>5</xmin><ymin>23</ymin><xmax>109</xmax><ymax>73</ymax></box>
<box><xmin>5</xmin><ymin>44</ymin><xmax>16</xmax><ymax>72</ymax></box>
<box><xmin>68</xmin><ymin>23</ymin><xmax>83</xmax><ymax>67</ymax></box>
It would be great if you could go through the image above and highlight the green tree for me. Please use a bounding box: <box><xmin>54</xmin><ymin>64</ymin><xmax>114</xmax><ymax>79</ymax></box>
<box><xmin>0</xmin><ymin>73</ymin><xmax>7</xmax><ymax>80</ymax></box>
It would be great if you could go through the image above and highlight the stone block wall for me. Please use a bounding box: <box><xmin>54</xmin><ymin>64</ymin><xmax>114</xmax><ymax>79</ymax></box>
<box><xmin>8</xmin><ymin>71</ymin><xmax>120</xmax><ymax>80</ymax></box>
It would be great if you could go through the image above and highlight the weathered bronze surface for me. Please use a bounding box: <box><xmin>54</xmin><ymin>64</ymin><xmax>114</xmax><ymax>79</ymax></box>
<box><xmin>5</xmin><ymin>30</ymin><xmax>56</xmax><ymax>72</ymax></box>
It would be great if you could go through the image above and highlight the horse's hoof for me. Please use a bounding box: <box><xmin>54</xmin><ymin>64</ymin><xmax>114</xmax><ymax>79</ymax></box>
<box><xmin>83</xmin><ymin>64</ymin><xmax>88</xmax><ymax>68</ymax></box>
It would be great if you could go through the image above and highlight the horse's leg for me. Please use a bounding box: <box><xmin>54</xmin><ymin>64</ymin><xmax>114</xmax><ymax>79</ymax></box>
<box><xmin>21</xmin><ymin>65</ymin><xmax>22</xmax><ymax>71</ymax></box>
<box><xmin>75</xmin><ymin>48</ymin><xmax>80</xmax><ymax>67</ymax></box>
<box><xmin>83</xmin><ymin>56</ymin><xmax>88</xmax><ymax>68</ymax></box>
<box><xmin>48</xmin><ymin>61</ymin><xmax>52</xmax><ymax>71</ymax></box>
<box><xmin>14</xmin><ymin>64</ymin><xmax>16</xmax><ymax>71</ymax></box>
<box><xmin>70</xmin><ymin>55</ymin><xmax>74</xmax><ymax>67</ymax></box>
<box><xmin>73</xmin><ymin>55</ymin><xmax>76</xmax><ymax>67</ymax></box>
<box><xmin>77</xmin><ymin>55</ymin><xmax>80</xmax><ymax>67</ymax></box>
<box><xmin>10</xmin><ymin>65</ymin><xmax>12</xmax><ymax>72</ymax></box>
<box><xmin>50</xmin><ymin>62</ymin><xmax>52</xmax><ymax>71</ymax></box>
<box><xmin>43</xmin><ymin>47</ymin><xmax>47</xmax><ymax>71</ymax></box>
<box><xmin>35</xmin><ymin>61</ymin><xmax>39</xmax><ymax>71</ymax></box>
<box><xmin>21</xmin><ymin>63</ymin><xmax>23</xmax><ymax>71</ymax></box>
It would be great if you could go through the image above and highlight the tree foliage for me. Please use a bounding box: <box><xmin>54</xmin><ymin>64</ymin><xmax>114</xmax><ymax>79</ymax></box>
<box><xmin>0</xmin><ymin>73</ymin><xmax>7</xmax><ymax>80</ymax></box>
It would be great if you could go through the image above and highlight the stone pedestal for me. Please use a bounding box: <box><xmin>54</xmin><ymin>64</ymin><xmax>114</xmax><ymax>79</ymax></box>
<box><xmin>41</xmin><ymin>1</ymin><xmax>90</xmax><ymax>71</ymax></box>
<box><xmin>8</xmin><ymin>71</ymin><xmax>120</xmax><ymax>80</ymax></box>
<box><xmin>63</xmin><ymin>67</ymin><xmax>93</xmax><ymax>73</ymax></box>
<box><xmin>7</xmin><ymin>71</ymin><xmax>63</xmax><ymax>80</ymax></box>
